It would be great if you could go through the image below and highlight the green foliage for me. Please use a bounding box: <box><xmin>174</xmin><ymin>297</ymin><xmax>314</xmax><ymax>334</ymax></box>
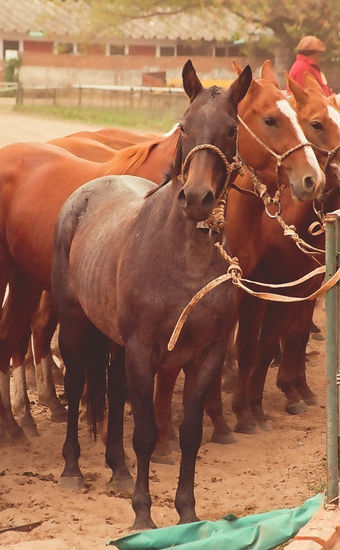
<box><xmin>4</xmin><ymin>57</ymin><xmax>21</xmax><ymax>83</ymax></box>
<box><xmin>84</xmin><ymin>0</ymin><xmax>340</xmax><ymax>61</ymax></box>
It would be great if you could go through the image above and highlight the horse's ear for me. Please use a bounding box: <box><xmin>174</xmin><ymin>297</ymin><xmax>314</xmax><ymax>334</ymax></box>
<box><xmin>303</xmin><ymin>72</ymin><xmax>325</xmax><ymax>94</ymax></box>
<box><xmin>228</xmin><ymin>65</ymin><xmax>252</xmax><ymax>107</ymax></box>
<box><xmin>329</xmin><ymin>94</ymin><xmax>339</xmax><ymax>107</ymax></box>
<box><xmin>286</xmin><ymin>74</ymin><xmax>308</xmax><ymax>105</ymax></box>
<box><xmin>261</xmin><ymin>59</ymin><xmax>280</xmax><ymax>88</ymax></box>
<box><xmin>182</xmin><ymin>59</ymin><xmax>203</xmax><ymax>102</ymax></box>
<box><xmin>232</xmin><ymin>59</ymin><xmax>243</xmax><ymax>76</ymax></box>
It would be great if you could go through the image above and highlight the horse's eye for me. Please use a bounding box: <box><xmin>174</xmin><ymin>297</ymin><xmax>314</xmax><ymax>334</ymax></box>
<box><xmin>228</xmin><ymin>125</ymin><xmax>237</xmax><ymax>138</ymax></box>
<box><xmin>311</xmin><ymin>120</ymin><xmax>324</xmax><ymax>130</ymax></box>
<box><xmin>179</xmin><ymin>123</ymin><xmax>186</xmax><ymax>134</ymax></box>
<box><xmin>264</xmin><ymin>116</ymin><xmax>276</xmax><ymax>126</ymax></box>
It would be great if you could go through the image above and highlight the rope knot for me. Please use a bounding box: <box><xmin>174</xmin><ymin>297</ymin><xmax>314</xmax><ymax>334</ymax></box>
<box><xmin>283</xmin><ymin>224</ymin><xmax>297</xmax><ymax>237</ymax></box>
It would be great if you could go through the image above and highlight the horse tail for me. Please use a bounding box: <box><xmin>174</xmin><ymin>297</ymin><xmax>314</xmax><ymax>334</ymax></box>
<box><xmin>85</xmin><ymin>328</ymin><xmax>109</xmax><ymax>440</ymax></box>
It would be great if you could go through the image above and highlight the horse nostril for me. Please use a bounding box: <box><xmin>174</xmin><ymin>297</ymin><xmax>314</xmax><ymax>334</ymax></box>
<box><xmin>303</xmin><ymin>176</ymin><xmax>315</xmax><ymax>190</ymax></box>
<box><xmin>177</xmin><ymin>188</ymin><xmax>186</xmax><ymax>204</ymax></box>
<box><xmin>201</xmin><ymin>190</ymin><xmax>214</xmax><ymax>207</ymax></box>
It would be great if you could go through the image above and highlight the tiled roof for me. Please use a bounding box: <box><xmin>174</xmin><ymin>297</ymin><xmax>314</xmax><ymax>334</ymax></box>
<box><xmin>0</xmin><ymin>0</ymin><xmax>267</xmax><ymax>43</ymax></box>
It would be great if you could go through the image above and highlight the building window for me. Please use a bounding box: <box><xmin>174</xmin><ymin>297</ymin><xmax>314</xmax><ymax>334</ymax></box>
<box><xmin>129</xmin><ymin>45</ymin><xmax>156</xmax><ymax>56</ymax></box>
<box><xmin>3</xmin><ymin>40</ymin><xmax>19</xmax><ymax>60</ymax></box>
<box><xmin>55</xmin><ymin>43</ymin><xmax>73</xmax><ymax>54</ymax></box>
<box><xmin>177</xmin><ymin>43</ymin><xmax>211</xmax><ymax>57</ymax></box>
<box><xmin>160</xmin><ymin>46</ymin><xmax>175</xmax><ymax>57</ymax></box>
<box><xmin>109</xmin><ymin>45</ymin><xmax>125</xmax><ymax>55</ymax></box>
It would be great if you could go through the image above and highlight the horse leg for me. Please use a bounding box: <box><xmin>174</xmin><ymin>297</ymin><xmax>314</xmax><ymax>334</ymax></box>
<box><xmin>175</xmin><ymin>344</ymin><xmax>227</xmax><ymax>524</ymax></box>
<box><xmin>248</xmin><ymin>303</ymin><xmax>287</xmax><ymax>426</ymax></box>
<box><xmin>204</xmin><ymin>364</ymin><xmax>234</xmax><ymax>444</ymax></box>
<box><xmin>0</xmin><ymin>275</ymin><xmax>41</xmax><ymax>443</ymax></box>
<box><xmin>59</xmin><ymin>314</ymin><xmax>109</xmax><ymax>488</ymax></box>
<box><xmin>105</xmin><ymin>345</ymin><xmax>133</xmax><ymax>494</ymax></box>
<box><xmin>232</xmin><ymin>294</ymin><xmax>266</xmax><ymax>433</ymax></box>
<box><xmin>277</xmin><ymin>302</ymin><xmax>316</xmax><ymax>414</ymax></box>
<box><xmin>125</xmin><ymin>338</ymin><xmax>157</xmax><ymax>530</ymax></box>
<box><xmin>32</xmin><ymin>291</ymin><xmax>67</xmax><ymax>422</ymax></box>
<box><xmin>11</xmin><ymin>332</ymin><xmax>39</xmax><ymax>437</ymax></box>
<box><xmin>152</xmin><ymin>365</ymin><xmax>181</xmax><ymax>464</ymax></box>
<box><xmin>0</xmin><ymin>369</ymin><xmax>27</xmax><ymax>443</ymax></box>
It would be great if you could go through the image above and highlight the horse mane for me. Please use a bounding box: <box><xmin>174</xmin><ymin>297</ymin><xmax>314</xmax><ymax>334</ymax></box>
<box><xmin>144</xmin><ymin>131</ymin><xmax>183</xmax><ymax>199</ymax></box>
<box><xmin>104</xmin><ymin>137</ymin><xmax>164</xmax><ymax>176</ymax></box>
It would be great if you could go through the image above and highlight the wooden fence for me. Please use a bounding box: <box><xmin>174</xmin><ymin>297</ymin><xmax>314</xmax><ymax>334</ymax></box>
<box><xmin>17</xmin><ymin>84</ymin><xmax>189</xmax><ymax>113</ymax></box>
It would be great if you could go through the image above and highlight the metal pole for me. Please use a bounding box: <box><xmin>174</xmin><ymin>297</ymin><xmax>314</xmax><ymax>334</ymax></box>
<box><xmin>325</xmin><ymin>210</ymin><xmax>340</xmax><ymax>501</ymax></box>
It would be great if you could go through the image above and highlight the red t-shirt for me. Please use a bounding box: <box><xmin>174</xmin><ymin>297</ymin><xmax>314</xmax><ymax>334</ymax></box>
<box><xmin>288</xmin><ymin>54</ymin><xmax>333</xmax><ymax>96</ymax></box>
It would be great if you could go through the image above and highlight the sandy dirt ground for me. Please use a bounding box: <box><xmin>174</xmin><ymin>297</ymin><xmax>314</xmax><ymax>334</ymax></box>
<box><xmin>0</xmin><ymin>108</ymin><xmax>329</xmax><ymax>549</ymax></box>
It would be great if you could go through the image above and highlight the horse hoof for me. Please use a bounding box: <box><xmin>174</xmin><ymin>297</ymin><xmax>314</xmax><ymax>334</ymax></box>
<box><xmin>131</xmin><ymin>518</ymin><xmax>157</xmax><ymax>531</ymax></box>
<box><xmin>234</xmin><ymin>421</ymin><xmax>257</xmax><ymax>434</ymax></box>
<box><xmin>59</xmin><ymin>475</ymin><xmax>84</xmax><ymax>489</ymax></box>
<box><xmin>285</xmin><ymin>401</ymin><xmax>308</xmax><ymax>415</ymax></box>
<box><xmin>151</xmin><ymin>453</ymin><xmax>175</xmax><ymax>465</ymax></box>
<box><xmin>304</xmin><ymin>396</ymin><xmax>317</xmax><ymax>406</ymax></box>
<box><xmin>211</xmin><ymin>432</ymin><xmax>235</xmax><ymax>445</ymax></box>
<box><xmin>108</xmin><ymin>475</ymin><xmax>134</xmax><ymax>497</ymax></box>
<box><xmin>177</xmin><ymin>514</ymin><xmax>200</xmax><ymax>525</ymax></box>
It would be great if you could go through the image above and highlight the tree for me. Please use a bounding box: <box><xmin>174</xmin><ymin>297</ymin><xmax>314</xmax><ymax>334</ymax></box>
<box><xmin>85</xmin><ymin>0</ymin><xmax>340</xmax><ymax>68</ymax></box>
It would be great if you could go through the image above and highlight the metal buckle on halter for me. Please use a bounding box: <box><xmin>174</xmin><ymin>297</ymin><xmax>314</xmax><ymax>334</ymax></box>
<box><xmin>264</xmin><ymin>199</ymin><xmax>282</xmax><ymax>219</ymax></box>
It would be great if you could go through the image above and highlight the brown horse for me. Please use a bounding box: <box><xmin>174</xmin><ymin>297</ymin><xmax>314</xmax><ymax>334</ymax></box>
<box><xmin>231</xmin><ymin>72</ymin><xmax>340</xmax><ymax>433</ymax></box>
<box><xmin>151</xmin><ymin>60</ymin><xmax>328</xmax><ymax>460</ymax></box>
<box><xmin>51</xmin><ymin>61</ymin><xmax>253</xmax><ymax>528</ymax></box>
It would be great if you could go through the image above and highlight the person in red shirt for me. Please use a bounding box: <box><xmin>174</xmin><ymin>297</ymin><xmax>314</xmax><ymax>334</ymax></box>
<box><xmin>288</xmin><ymin>35</ymin><xmax>333</xmax><ymax>96</ymax></box>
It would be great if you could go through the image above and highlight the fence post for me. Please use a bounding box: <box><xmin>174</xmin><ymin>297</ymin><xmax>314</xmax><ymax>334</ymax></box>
<box><xmin>325</xmin><ymin>209</ymin><xmax>340</xmax><ymax>502</ymax></box>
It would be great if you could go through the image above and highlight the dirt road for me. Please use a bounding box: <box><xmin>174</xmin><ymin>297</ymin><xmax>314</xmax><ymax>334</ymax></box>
<box><xmin>0</xmin><ymin>107</ymin><xmax>98</xmax><ymax>147</ymax></box>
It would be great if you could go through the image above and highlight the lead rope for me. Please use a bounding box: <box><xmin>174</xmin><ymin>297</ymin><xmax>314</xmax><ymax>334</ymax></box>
<box><xmin>168</xmin><ymin>242</ymin><xmax>340</xmax><ymax>351</ymax></box>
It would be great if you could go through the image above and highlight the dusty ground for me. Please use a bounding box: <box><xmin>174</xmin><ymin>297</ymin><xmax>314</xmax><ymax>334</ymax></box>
<box><xmin>0</xmin><ymin>108</ymin><xmax>329</xmax><ymax>549</ymax></box>
<box><xmin>0</xmin><ymin>301</ymin><xmax>327</xmax><ymax>549</ymax></box>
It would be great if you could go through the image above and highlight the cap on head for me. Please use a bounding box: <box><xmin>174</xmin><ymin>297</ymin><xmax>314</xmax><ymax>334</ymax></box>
<box><xmin>297</xmin><ymin>35</ymin><xmax>326</xmax><ymax>53</ymax></box>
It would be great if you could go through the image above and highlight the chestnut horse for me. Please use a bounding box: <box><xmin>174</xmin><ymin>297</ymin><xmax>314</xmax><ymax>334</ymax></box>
<box><xmin>0</xmin><ymin>112</ymin><xmax>178</xmax><ymax>442</ymax></box>
<box><xmin>49</xmin><ymin>127</ymin><xmax>162</xmax><ymax>162</ymax></box>
<box><xmin>231</xmin><ymin>72</ymin><xmax>340</xmax><ymax>433</ymax></box>
<box><xmin>152</xmin><ymin>61</ymin><xmax>329</xmax><ymax>460</ymax></box>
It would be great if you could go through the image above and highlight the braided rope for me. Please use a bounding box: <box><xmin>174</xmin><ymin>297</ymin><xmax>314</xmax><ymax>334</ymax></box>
<box><xmin>167</xmin><ymin>241</ymin><xmax>339</xmax><ymax>351</ymax></box>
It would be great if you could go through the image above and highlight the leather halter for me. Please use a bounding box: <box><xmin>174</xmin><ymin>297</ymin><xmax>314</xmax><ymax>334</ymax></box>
<box><xmin>236</xmin><ymin>114</ymin><xmax>313</xmax><ymax>190</ymax></box>
<box><xmin>179</xmin><ymin>143</ymin><xmax>243</xmax><ymax>232</ymax></box>
<box><xmin>311</xmin><ymin>143</ymin><xmax>340</xmax><ymax>174</ymax></box>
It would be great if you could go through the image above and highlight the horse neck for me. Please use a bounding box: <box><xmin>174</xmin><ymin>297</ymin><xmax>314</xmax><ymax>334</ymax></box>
<box><xmin>226</xmin><ymin>169</ymin><xmax>320</xmax><ymax>275</ymax></box>
<box><xmin>104</xmin><ymin>128</ymin><xmax>180</xmax><ymax>183</ymax></box>
<box><xmin>148</xmin><ymin>179</ymin><xmax>220</xmax><ymax>268</ymax></box>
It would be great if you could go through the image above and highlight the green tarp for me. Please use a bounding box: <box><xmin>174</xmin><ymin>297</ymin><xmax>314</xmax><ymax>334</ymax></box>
<box><xmin>108</xmin><ymin>493</ymin><xmax>323</xmax><ymax>550</ymax></box>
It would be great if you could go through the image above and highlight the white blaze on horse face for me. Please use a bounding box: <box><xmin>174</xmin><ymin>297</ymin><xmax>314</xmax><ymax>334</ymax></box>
<box><xmin>327</xmin><ymin>106</ymin><xmax>340</xmax><ymax>178</ymax></box>
<box><xmin>276</xmin><ymin>99</ymin><xmax>321</xmax><ymax>172</ymax></box>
